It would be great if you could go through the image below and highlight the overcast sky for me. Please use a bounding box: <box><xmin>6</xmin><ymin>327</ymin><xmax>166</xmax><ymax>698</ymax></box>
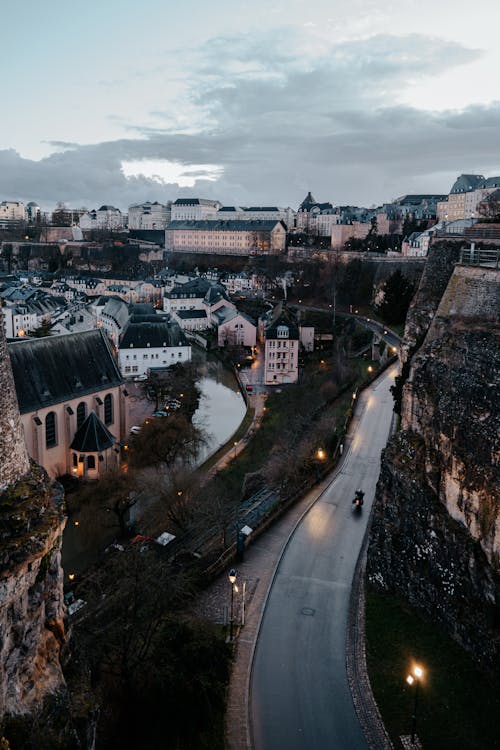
<box><xmin>1</xmin><ymin>0</ymin><xmax>499</xmax><ymax>210</ymax></box>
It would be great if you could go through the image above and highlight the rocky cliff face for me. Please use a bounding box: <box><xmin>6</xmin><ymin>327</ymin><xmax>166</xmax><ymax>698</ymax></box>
<box><xmin>0</xmin><ymin>465</ymin><xmax>67</xmax><ymax>718</ymax></box>
<box><xmin>0</xmin><ymin>310</ymin><xmax>30</xmax><ymax>490</ymax></box>
<box><xmin>367</xmin><ymin>253</ymin><xmax>500</xmax><ymax>671</ymax></box>
<box><xmin>0</xmin><ymin>320</ymin><xmax>68</xmax><ymax>729</ymax></box>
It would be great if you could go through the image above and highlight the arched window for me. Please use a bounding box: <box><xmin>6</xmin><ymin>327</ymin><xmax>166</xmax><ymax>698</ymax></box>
<box><xmin>87</xmin><ymin>455</ymin><xmax>96</xmax><ymax>469</ymax></box>
<box><xmin>45</xmin><ymin>412</ymin><xmax>57</xmax><ymax>448</ymax></box>
<box><xmin>104</xmin><ymin>394</ymin><xmax>113</xmax><ymax>425</ymax></box>
<box><xmin>77</xmin><ymin>402</ymin><xmax>87</xmax><ymax>429</ymax></box>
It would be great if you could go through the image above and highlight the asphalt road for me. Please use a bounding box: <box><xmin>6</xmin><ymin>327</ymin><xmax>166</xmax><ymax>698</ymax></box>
<box><xmin>250</xmin><ymin>364</ymin><xmax>398</xmax><ymax>750</ymax></box>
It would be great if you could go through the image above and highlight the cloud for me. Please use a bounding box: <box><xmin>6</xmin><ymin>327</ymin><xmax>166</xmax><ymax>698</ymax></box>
<box><xmin>0</xmin><ymin>30</ymin><xmax>493</xmax><ymax>209</ymax></box>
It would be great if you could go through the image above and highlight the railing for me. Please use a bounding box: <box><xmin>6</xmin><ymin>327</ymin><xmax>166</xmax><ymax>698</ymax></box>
<box><xmin>459</xmin><ymin>247</ymin><xmax>500</xmax><ymax>268</ymax></box>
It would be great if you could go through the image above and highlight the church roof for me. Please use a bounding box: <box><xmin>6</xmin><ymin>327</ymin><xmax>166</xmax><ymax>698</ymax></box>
<box><xmin>8</xmin><ymin>329</ymin><xmax>122</xmax><ymax>413</ymax></box>
<box><xmin>70</xmin><ymin>411</ymin><xmax>116</xmax><ymax>452</ymax></box>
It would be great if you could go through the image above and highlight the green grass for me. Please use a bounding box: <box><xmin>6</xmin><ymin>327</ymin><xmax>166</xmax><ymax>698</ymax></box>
<box><xmin>365</xmin><ymin>591</ymin><xmax>500</xmax><ymax>750</ymax></box>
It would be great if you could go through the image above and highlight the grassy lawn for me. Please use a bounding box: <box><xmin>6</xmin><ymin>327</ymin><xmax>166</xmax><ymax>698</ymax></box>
<box><xmin>365</xmin><ymin>591</ymin><xmax>500</xmax><ymax>750</ymax></box>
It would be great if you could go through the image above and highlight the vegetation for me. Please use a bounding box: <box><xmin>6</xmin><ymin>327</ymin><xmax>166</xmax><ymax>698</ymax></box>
<box><xmin>365</xmin><ymin>591</ymin><xmax>500</xmax><ymax>750</ymax></box>
<box><xmin>375</xmin><ymin>269</ymin><xmax>415</xmax><ymax>324</ymax></box>
<box><xmin>70</xmin><ymin>547</ymin><xmax>232</xmax><ymax>750</ymax></box>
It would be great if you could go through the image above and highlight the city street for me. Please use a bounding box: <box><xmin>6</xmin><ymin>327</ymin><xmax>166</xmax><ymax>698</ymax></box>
<box><xmin>250</xmin><ymin>365</ymin><xmax>397</xmax><ymax>750</ymax></box>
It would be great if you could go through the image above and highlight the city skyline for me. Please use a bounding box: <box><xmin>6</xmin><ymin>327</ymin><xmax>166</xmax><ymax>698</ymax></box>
<box><xmin>1</xmin><ymin>0</ymin><xmax>499</xmax><ymax>210</ymax></box>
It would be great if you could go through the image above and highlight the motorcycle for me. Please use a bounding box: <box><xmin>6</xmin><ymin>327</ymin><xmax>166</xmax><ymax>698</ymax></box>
<box><xmin>352</xmin><ymin>490</ymin><xmax>365</xmax><ymax>513</ymax></box>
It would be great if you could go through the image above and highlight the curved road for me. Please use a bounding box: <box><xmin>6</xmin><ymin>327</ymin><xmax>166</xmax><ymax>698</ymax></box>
<box><xmin>250</xmin><ymin>364</ymin><xmax>398</xmax><ymax>750</ymax></box>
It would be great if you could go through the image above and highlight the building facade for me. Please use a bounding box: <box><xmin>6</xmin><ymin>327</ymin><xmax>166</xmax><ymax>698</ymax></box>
<box><xmin>263</xmin><ymin>311</ymin><xmax>300</xmax><ymax>385</ymax></box>
<box><xmin>8</xmin><ymin>329</ymin><xmax>128</xmax><ymax>478</ymax></box>
<box><xmin>165</xmin><ymin>219</ymin><xmax>287</xmax><ymax>256</ymax></box>
<box><xmin>128</xmin><ymin>201</ymin><xmax>171</xmax><ymax>230</ymax></box>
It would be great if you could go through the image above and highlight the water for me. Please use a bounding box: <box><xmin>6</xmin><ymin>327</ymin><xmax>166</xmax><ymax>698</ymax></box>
<box><xmin>62</xmin><ymin>350</ymin><xmax>246</xmax><ymax>578</ymax></box>
<box><xmin>193</xmin><ymin>357</ymin><xmax>246</xmax><ymax>461</ymax></box>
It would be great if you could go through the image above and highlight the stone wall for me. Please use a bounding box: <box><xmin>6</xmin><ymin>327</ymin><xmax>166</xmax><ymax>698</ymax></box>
<box><xmin>367</xmin><ymin>255</ymin><xmax>500</xmax><ymax>671</ymax></box>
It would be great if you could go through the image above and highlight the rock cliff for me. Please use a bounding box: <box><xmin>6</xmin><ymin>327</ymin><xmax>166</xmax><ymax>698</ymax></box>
<box><xmin>367</xmin><ymin>250</ymin><xmax>500</xmax><ymax>671</ymax></box>
<box><xmin>0</xmin><ymin>320</ymin><xmax>68</xmax><ymax>731</ymax></box>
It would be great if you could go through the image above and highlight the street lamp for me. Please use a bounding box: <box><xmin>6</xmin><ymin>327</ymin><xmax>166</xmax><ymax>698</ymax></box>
<box><xmin>228</xmin><ymin>568</ymin><xmax>237</xmax><ymax>640</ymax></box>
<box><xmin>406</xmin><ymin>664</ymin><xmax>424</xmax><ymax>744</ymax></box>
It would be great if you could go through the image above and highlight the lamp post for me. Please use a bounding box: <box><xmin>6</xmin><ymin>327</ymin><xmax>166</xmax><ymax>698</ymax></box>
<box><xmin>406</xmin><ymin>664</ymin><xmax>424</xmax><ymax>745</ymax></box>
<box><xmin>228</xmin><ymin>568</ymin><xmax>237</xmax><ymax>641</ymax></box>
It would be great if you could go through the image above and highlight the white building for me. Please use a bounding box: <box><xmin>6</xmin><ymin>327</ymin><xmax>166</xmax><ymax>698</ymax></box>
<box><xmin>128</xmin><ymin>201</ymin><xmax>171</xmax><ymax>229</ymax></box>
<box><xmin>170</xmin><ymin>198</ymin><xmax>221</xmax><ymax>221</ymax></box>
<box><xmin>118</xmin><ymin>319</ymin><xmax>191</xmax><ymax>378</ymax></box>
<box><xmin>0</xmin><ymin>201</ymin><xmax>25</xmax><ymax>227</ymax></box>
<box><xmin>80</xmin><ymin>205</ymin><xmax>127</xmax><ymax>231</ymax></box>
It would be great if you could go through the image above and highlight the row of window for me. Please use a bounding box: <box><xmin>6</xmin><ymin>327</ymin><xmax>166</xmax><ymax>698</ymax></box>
<box><xmin>43</xmin><ymin>394</ymin><xmax>114</xmax><ymax>449</ymax></box>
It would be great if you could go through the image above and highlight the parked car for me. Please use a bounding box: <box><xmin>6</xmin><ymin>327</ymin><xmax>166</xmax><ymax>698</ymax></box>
<box><xmin>133</xmin><ymin>374</ymin><xmax>148</xmax><ymax>382</ymax></box>
<box><xmin>130</xmin><ymin>425</ymin><xmax>141</xmax><ymax>434</ymax></box>
<box><xmin>165</xmin><ymin>400</ymin><xmax>181</xmax><ymax>410</ymax></box>
<box><xmin>153</xmin><ymin>410</ymin><xmax>169</xmax><ymax>418</ymax></box>
<box><xmin>245</xmin><ymin>384</ymin><xmax>253</xmax><ymax>392</ymax></box>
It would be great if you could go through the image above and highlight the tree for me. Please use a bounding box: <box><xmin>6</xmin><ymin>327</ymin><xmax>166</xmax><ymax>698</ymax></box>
<box><xmin>141</xmin><ymin>362</ymin><xmax>200</xmax><ymax>415</ymax></box>
<box><xmin>129</xmin><ymin>414</ymin><xmax>206</xmax><ymax>472</ymax></box>
<box><xmin>376</xmin><ymin>269</ymin><xmax>415</xmax><ymax>324</ymax></box>
<box><xmin>29</xmin><ymin>318</ymin><xmax>54</xmax><ymax>338</ymax></box>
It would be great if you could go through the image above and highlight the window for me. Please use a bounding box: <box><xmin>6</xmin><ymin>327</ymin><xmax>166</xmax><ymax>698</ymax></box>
<box><xmin>72</xmin><ymin>453</ymin><xmax>78</xmax><ymax>467</ymax></box>
<box><xmin>104</xmin><ymin>394</ymin><xmax>113</xmax><ymax>425</ymax></box>
<box><xmin>77</xmin><ymin>402</ymin><xmax>87</xmax><ymax>429</ymax></box>
<box><xmin>45</xmin><ymin>412</ymin><xmax>57</xmax><ymax>448</ymax></box>
<box><xmin>87</xmin><ymin>455</ymin><xmax>96</xmax><ymax>469</ymax></box>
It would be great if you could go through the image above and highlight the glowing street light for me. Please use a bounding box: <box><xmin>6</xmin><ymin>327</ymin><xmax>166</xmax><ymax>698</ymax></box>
<box><xmin>316</xmin><ymin>448</ymin><xmax>326</xmax><ymax>461</ymax></box>
<box><xmin>406</xmin><ymin>664</ymin><xmax>424</xmax><ymax>744</ymax></box>
<box><xmin>228</xmin><ymin>568</ymin><xmax>237</xmax><ymax>640</ymax></box>
<box><xmin>367</xmin><ymin>365</ymin><xmax>374</xmax><ymax>373</ymax></box>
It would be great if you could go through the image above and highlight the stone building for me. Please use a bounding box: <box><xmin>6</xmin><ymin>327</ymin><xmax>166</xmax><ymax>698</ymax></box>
<box><xmin>165</xmin><ymin>219</ymin><xmax>287</xmax><ymax>256</ymax></box>
<box><xmin>8</xmin><ymin>329</ymin><xmax>128</xmax><ymax>478</ymax></box>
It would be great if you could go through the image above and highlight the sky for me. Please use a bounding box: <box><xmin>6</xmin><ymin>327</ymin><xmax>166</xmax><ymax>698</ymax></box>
<box><xmin>1</xmin><ymin>0</ymin><xmax>499</xmax><ymax>210</ymax></box>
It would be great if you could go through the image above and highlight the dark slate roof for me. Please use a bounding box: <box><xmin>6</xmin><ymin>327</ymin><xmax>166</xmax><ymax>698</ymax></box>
<box><xmin>265</xmin><ymin>310</ymin><xmax>299</xmax><ymax>340</ymax></box>
<box><xmin>219</xmin><ymin>206</ymin><xmax>240</xmax><ymax>212</ymax></box>
<box><xmin>204</xmin><ymin>284</ymin><xmax>229</xmax><ymax>305</ymax></box>
<box><xmin>299</xmin><ymin>191</ymin><xmax>317</xmax><ymax>209</ymax></box>
<box><xmin>98</xmin><ymin>205</ymin><xmax>121</xmax><ymax>212</ymax></box>
<box><xmin>450</xmin><ymin>174</ymin><xmax>485</xmax><ymax>194</ymax></box>
<box><xmin>173</xmin><ymin>198</ymin><xmax>218</xmax><ymax>206</ymax></box>
<box><xmin>394</xmin><ymin>194</ymin><xmax>447</xmax><ymax>204</ymax></box>
<box><xmin>70</xmin><ymin>411</ymin><xmax>116</xmax><ymax>452</ymax></box>
<box><xmin>245</xmin><ymin>206</ymin><xmax>280</xmax><ymax>211</ymax></box>
<box><xmin>167</xmin><ymin>219</ymin><xmax>284</xmax><ymax>231</ymax></box>
<box><xmin>119</xmin><ymin>321</ymin><xmax>189</xmax><ymax>349</ymax></box>
<box><xmin>483</xmin><ymin>177</ymin><xmax>500</xmax><ymax>188</ymax></box>
<box><xmin>167</xmin><ymin>277</ymin><xmax>212</xmax><ymax>298</ymax></box>
<box><xmin>8</xmin><ymin>329</ymin><xmax>123</xmax><ymax>414</ymax></box>
<box><xmin>175</xmin><ymin>310</ymin><xmax>208</xmax><ymax>320</ymax></box>
<box><xmin>129</xmin><ymin>302</ymin><xmax>156</xmax><ymax>316</ymax></box>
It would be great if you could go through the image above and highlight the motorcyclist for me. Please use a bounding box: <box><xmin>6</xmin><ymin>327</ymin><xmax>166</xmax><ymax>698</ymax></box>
<box><xmin>353</xmin><ymin>489</ymin><xmax>365</xmax><ymax>506</ymax></box>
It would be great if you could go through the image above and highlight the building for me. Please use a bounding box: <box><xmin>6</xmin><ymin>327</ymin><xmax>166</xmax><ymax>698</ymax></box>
<box><xmin>216</xmin><ymin>309</ymin><xmax>257</xmax><ymax>348</ymax></box>
<box><xmin>0</xmin><ymin>201</ymin><xmax>25</xmax><ymax>229</ymax></box>
<box><xmin>263</xmin><ymin>308</ymin><xmax>300</xmax><ymax>385</ymax></box>
<box><xmin>8</xmin><ymin>329</ymin><xmax>128</xmax><ymax>478</ymax></box>
<box><xmin>331</xmin><ymin>221</ymin><xmax>371</xmax><ymax>249</ymax></box>
<box><xmin>118</xmin><ymin>318</ymin><xmax>191</xmax><ymax>378</ymax></box>
<box><xmin>436</xmin><ymin>175</ymin><xmax>500</xmax><ymax>221</ymax></box>
<box><xmin>165</xmin><ymin>219</ymin><xmax>287</xmax><ymax>256</ymax></box>
<box><xmin>170</xmin><ymin>198</ymin><xmax>221</xmax><ymax>221</ymax></box>
<box><xmin>128</xmin><ymin>201</ymin><xmax>171</xmax><ymax>230</ymax></box>
<box><xmin>80</xmin><ymin>206</ymin><xmax>127</xmax><ymax>231</ymax></box>
<box><xmin>296</xmin><ymin>192</ymin><xmax>334</xmax><ymax>232</ymax></box>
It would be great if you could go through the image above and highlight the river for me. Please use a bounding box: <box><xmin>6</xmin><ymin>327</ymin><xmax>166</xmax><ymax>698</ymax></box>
<box><xmin>62</xmin><ymin>350</ymin><xmax>247</xmax><ymax>579</ymax></box>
